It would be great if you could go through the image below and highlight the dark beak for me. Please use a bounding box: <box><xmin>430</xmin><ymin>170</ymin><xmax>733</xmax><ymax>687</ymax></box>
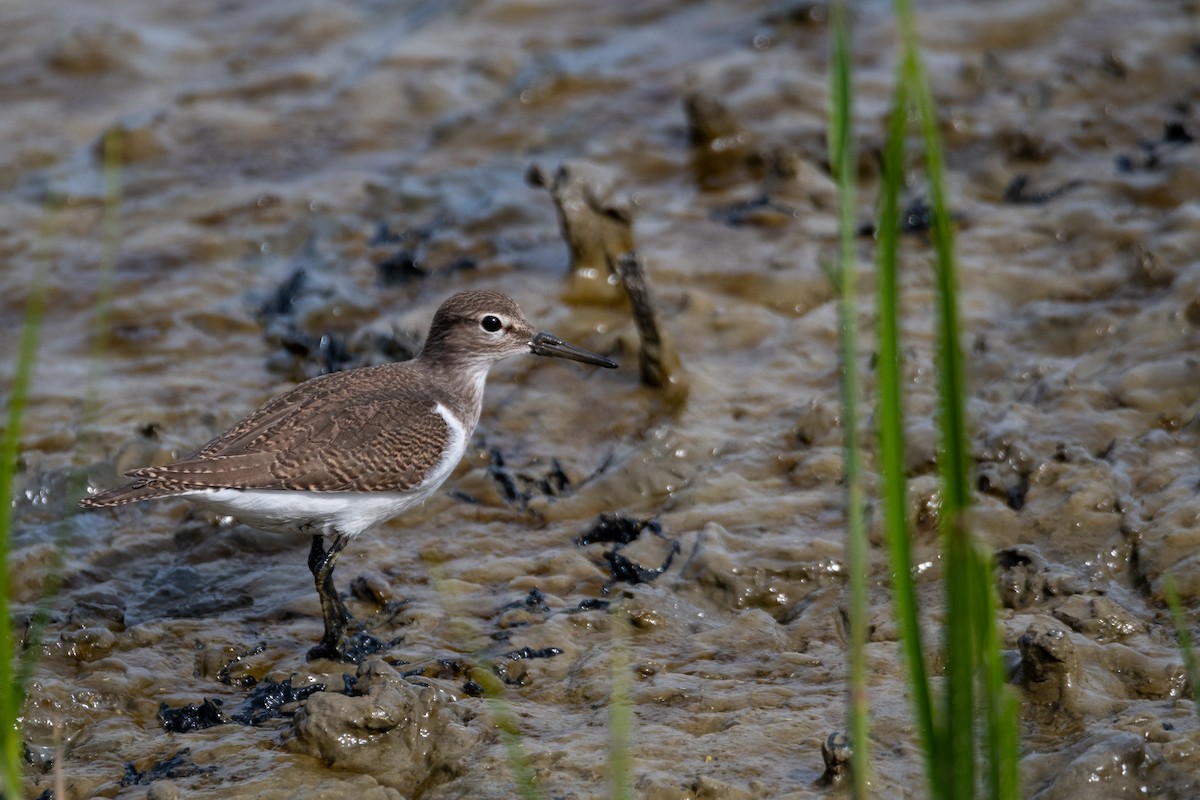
<box><xmin>529</xmin><ymin>331</ymin><xmax>617</xmax><ymax>368</ymax></box>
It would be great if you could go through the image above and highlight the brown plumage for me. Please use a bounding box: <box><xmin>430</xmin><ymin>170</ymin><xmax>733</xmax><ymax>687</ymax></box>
<box><xmin>81</xmin><ymin>365</ymin><xmax>454</xmax><ymax>504</ymax></box>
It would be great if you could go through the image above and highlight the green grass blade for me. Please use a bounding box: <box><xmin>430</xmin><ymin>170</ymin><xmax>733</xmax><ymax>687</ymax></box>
<box><xmin>975</xmin><ymin>546</ymin><xmax>1020</xmax><ymax>799</ymax></box>
<box><xmin>467</xmin><ymin>664</ymin><xmax>545</xmax><ymax>800</ymax></box>
<box><xmin>608</xmin><ymin>607</ymin><xmax>633</xmax><ymax>800</ymax></box>
<box><xmin>942</xmin><ymin>537</ymin><xmax>976</xmax><ymax>797</ymax></box>
<box><xmin>0</xmin><ymin>241</ymin><xmax>48</xmax><ymax>800</ymax></box>
<box><xmin>891</xmin><ymin>5</ymin><xmax>970</xmax><ymax>515</ymax></box>
<box><xmin>876</xmin><ymin>72</ymin><xmax>945</xmax><ymax>797</ymax></box>
<box><xmin>891</xmin><ymin>1</ymin><xmax>1020</xmax><ymax>795</ymax></box>
<box><xmin>828</xmin><ymin>2</ymin><xmax>871</xmax><ymax>795</ymax></box>
<box><xmin>892</xmin><ymin>0</ymin><xmax>975</xmax><ymax>794</ymax></box>
<box><xmin>4</xmin><ymin>130</ymin><xmax>124</xmax><ymax>797</ymax></box>
<box><xmin>430</xmin><ymin>565</ymin><xmax>545</xmax><ymax>800</ymax></box>
<box><xmin>18</xmin><ymin>131</ymin><xmax>126</xmax><ymax>701</ymax></box>
<box><xmin>1164</xmin><ymin>574</ymin><xmax>1200</xmax><ymax>718</ymax></box>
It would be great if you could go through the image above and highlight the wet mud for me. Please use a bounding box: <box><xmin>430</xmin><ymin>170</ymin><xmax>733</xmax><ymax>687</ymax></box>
<box><xmin>4</xmin><ymin>0</ymin><xmax>1200</xmax><ymax>797</ymax></box>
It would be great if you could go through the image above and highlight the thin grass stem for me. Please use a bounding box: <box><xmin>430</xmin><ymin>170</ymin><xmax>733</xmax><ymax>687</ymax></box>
<box><xmin>1164</xmin><ymin>574</ymin><xmax>1200</xmax><ymax>718</ymax></box>
<box><xmin>890</xmin><ymin>1</ymin><xmax>1020</xmax><ymax>795</ymax></box>
<box><xmin>428</xmin><ymin>565</ymin><xmax>545</xmax><ymax>800</ymax></box>
<box><xmin>875</xmin><ymin>72</ymin><xmax>944</xmax><ymax>797</ymax></box>
<box><xmin>975</xmin><ymin>548</ymin><xmax>1020</xmax><ymax>798</ymax></box>
<box><xmin>829</xmin><ymin>2</ymin><xmax>871</xmax><ymax>794</ymax></box>
<box><xmin>608</xmin><ymin>606</ymin><xmax>634</xmax><ymax>800</ymax></box>
<box><xmin>19</xmin><ymin>132</ymin><xmax>127</xmax><ymax>706</ymax></box>
<box><xmin>0</xmin><ymin>234</ymin><xmax>49</xmax><ymax>800</ymax></box>
<box><xmin>467</xmin><ymin>665</ymin><xmax>545</xmax><ymax>800</ymax></box>
<box><xmin>891</xmin><ymin>0</ymin><xmax>974</xmax><ymax>795</ymax></box>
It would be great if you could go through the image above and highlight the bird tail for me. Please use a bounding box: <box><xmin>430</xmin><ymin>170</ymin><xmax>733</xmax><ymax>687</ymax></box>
<box><xmin>79</xmin><ymin>480</ymin><xmax>184</xmax><ymax>509</ymax></box>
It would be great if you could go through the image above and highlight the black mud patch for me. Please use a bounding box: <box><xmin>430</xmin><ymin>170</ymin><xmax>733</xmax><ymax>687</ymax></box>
<box><xmin>120</xmin><ymin>748</ymin><xmax>215</xmax><ymax>786</ymax></box>
<box><xmin>158</xmin><ymin>699</ymin><xmax>227</xmax><ymax>733</ymax></box>
<box><xmin>576</xmin><ymin>512</ymin><xmax>680</xmax><ymax>589</ymax></box>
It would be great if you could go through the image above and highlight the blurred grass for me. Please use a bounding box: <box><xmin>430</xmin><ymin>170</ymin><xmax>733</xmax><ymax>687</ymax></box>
<box><xmin>0</xmin><ymin>222</ymin><xmax>48</xmax><ymax>800</ymax></box>
<box><xmin>1</xmin><ymin>128</ymin><xmax>125</xmax><ymax>796</ymax></box>
<box><xmin>892</xmin><ymin>0</ymin><xmax>1022</xmax><ymax>786</ymax></box>
<box><xmin>1163</xmin><ymin>575</ymin><xmax>1200</xmax><ymax>719</ymax></box>
<box><xmin>828</xmin><ymin>1</ymin><xmax>871</xmax><ymax>796</ymax></box>
<box><xmin>875</xmin><ymin>54</ymin><xmax>940</xmax><ymax>794</ymax></box>
<box><xmin>461</xmin><ymin>604</ymin><xmax>634</xmax><ymax>800</ymax></box>
<box><xmin>430</xmin><ymin>565</ymin><xmax>545</xmax><ymax>800</ymax></box>
<box><xmin>607</xmin><ymin>607</ymin><xmax>634</xmax><ymax>800</ymax></box>
<box><xmin>829</xmin><ymin>2</ymin><xmax>1020</xmax><ymax>797</ymax></box>
<box><xmin>466</xmin><ymin>664</ymin><xmax>545</xmax><ymax>800</ymax></box>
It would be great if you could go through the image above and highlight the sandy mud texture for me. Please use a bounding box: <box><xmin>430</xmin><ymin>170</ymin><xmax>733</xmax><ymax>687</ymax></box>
<box><xmin>3</xmin><ymin>0</ymin><xmax>1200</xmax><ymax>797</ymax></box>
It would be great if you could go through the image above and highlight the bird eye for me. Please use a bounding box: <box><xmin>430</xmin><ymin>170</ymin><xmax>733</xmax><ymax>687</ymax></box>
<box><xmin>480</xmin><ymin>314</ymin><xmax>503</xmax><ymax>333</ymax></box>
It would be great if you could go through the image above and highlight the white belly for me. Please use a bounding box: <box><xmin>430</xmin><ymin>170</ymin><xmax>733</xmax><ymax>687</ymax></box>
<box><xmin>180</xmin><ymin>487</ymin><xmax>430</xmax><ymax>537</ymax></box>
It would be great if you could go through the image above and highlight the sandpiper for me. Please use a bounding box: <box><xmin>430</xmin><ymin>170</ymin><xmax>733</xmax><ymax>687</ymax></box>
<box><xmin>80</xmin><ymin>290</ymin><xmax>617</xmax><ymax>660</ymax></box>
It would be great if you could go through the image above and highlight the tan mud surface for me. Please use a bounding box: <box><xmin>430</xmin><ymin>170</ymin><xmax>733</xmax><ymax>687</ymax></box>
<box><xmin>4</xmin><ymin>0</ymin><xmax>1200</xmax><ymax>797</ymax></box>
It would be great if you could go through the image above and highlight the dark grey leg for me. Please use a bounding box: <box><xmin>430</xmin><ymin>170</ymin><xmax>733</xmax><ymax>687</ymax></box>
<box><xmin>307</xmin><ymin>533</ymin><xmax>352</xmax><ymax>660</ymax></box>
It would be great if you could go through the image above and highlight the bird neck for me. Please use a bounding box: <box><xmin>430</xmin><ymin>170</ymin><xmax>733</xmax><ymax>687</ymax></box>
<box><xmin>413</xmin><ymin>347</ymin><xmax>492</xmax><ymax>432</ymax></box>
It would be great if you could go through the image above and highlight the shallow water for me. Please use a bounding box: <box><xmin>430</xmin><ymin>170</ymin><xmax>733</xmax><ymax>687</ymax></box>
<box><xmin>4</xmin><ymin>0</ymin><xmax>1200</xmax><ymax>797</ymax></box>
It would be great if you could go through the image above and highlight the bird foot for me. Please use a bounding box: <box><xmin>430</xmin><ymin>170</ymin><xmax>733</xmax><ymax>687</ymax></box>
<box><xmin>306</xmin><ymin>625</ymin><xmax>397</xmax><ymax>664</ymax></box>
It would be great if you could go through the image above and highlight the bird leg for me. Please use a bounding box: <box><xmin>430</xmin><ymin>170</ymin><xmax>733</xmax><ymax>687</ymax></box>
<box><xmin>306</xmin><ymin>533</ymin><xmax>353</xmax><ymax>661</ymax></box>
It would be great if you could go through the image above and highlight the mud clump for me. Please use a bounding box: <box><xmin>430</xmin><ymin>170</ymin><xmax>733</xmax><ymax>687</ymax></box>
<box><xmin>995</xmin><ymin>545</ymin><xmax>1087</xmax><ymax>611</ymax></box>
<box><xmin>1019</xmin><ymin>618</ymin><xmax>1081</xmax><ymax>711</ymax></box>
<box><xmin>683</xmin><ymin>90</ymin><xmax>757</xmax><ymax>190</ymax></box>
<box><xmin>819</xmin><ymin>731</ymin><xmax>852</xmax><ymax>787</ymax></box>
<box><xmin>530</xmin><ymin>165</ymin><xmax>687</xmax><ymax>407</ymax></box>
<box><xmin>711</xmin><ymin>143</ymin><xmax>837</xmax><ymax>227</ymax></box>
<box><xmin>484</xmin><ymin>446</ymin><xmax>571</xmax><ymax>510</ymax></box>
<box><xmin>1018</xmin><ymin>614</ymin><xmax>1186</xmax><ymax>724</ymax></box>
<box><xmin>684</xmin><ymin>89</ymin><xmax>837</xmax><ymax>222</ymax></box>
<box><xmin>288</xmin><ymin>659</ymin><xmax>479</xmax><ymax>794</ymax></box>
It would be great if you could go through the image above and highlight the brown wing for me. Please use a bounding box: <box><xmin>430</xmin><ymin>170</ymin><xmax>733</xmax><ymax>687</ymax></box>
<box><xmin>125</xmin><ymin>363</ymin><xmax>451</xmax><ymax>493</ymax></box>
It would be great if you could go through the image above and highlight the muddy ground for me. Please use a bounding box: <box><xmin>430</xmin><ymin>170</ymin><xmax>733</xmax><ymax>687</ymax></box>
<box><xmin>3</xmin><ymin>0</ymin><xmax>1200</xmax><ymax>797</ymax></box>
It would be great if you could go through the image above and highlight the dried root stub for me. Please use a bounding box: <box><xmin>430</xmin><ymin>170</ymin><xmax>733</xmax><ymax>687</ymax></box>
<box><xmin>682</xmin><ymin>90</ymin><xmax>756</xmax><ymax>190</ymax></box>
<box><xmin>616</xmin><ymin>251</ymin><xmax>688</xmax><ymax>409</ymax></box>
<box><xmin>527</xmin><ymin>160</ymin><xmax>632</xmax><ymax>305</ymax></box>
